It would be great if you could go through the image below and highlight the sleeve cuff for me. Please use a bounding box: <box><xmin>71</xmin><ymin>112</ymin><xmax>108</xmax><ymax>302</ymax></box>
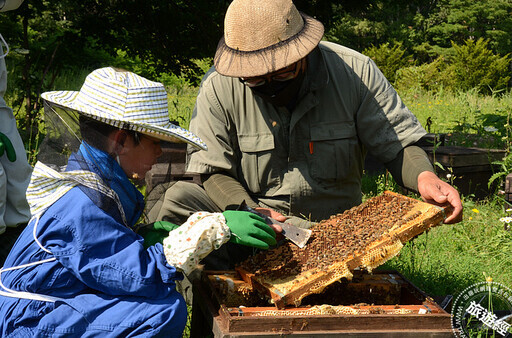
<box><xmin>162</xmin><ymin>212</ymin><xmax>231</xmax><ymax>275</ymax></box>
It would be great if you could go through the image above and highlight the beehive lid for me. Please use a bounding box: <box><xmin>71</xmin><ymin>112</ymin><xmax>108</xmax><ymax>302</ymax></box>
<box><xmin>423</xmin><ymin>146</ymin><xmax>505</xmax><ymax>168</ymax></box>
<box><xmin>236</xmin><ymin>191</ymin><xmax>450</xmax><ymax>309</ymax></box>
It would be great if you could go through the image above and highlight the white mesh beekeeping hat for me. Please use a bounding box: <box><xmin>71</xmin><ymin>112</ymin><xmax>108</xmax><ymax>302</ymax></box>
<box><xmin>41</xmin><ymin>67</ymin><xmax>207</xmax><ymax>150</ymax></box>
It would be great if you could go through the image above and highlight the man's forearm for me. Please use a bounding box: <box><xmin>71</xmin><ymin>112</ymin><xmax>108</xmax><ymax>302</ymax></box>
<box><xmin>385</xmin><ymin>145</ymin><xmax>435</xmax><ymax>192</ymax></box>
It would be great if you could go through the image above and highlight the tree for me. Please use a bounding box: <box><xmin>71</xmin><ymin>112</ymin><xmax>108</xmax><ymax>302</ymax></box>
<box><xmin>424</xmin><ymin>0</ymin><xmax>512</xmax><ymax>55</ymax></box>
<box><xmin>449</xmin><ymin>38</ymin><xmax>510</xmax><ymax>93</ymax></box>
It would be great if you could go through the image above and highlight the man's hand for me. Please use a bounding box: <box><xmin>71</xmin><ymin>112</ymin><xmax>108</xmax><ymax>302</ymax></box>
<box><xmin>254</xmin><ymin>207</ymin><xmax>285</xmax><ymax>237</ymax></box>
<box><xmin>0</xmin><ymin>132</ymin><xmax>16</xmax><ymax>162</ymax></box>
<box><xmin>417</xmin><ymin>171</ymin><xmax>463</xmax><ymax>224</ymax></box>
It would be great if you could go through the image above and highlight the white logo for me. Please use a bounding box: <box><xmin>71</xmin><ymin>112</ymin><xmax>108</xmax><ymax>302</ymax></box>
<box><xmin>451</xmin><ymin>281</ymin><xmax>512</xmax><ymax>337</ymax></box>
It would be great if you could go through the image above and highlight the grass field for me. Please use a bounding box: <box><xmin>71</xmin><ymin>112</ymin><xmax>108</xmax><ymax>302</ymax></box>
<box><xmin>400</xmin><ymin>89</ymin><xmax>512</xmax><ymax>149</ymax></box>
<box><xmin>386</xmin><ymin>89</ymin><xmax>512</xmax><ymax>296</ymax></box>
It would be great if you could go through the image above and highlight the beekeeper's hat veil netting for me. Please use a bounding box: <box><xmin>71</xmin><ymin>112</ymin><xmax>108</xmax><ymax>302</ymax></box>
<box><xmin>30</xmin><ymin>67</ymin><xmax>206</xmax><ymax>228</ymax></box>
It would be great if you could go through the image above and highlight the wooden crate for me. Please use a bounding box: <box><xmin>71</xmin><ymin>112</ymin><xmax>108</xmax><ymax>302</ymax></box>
<box><xmin>190</xmin><ymin>270</ymin><xmax>454</xmax><ymax>337</ymax></box>
<box><xmin>423</xmin><ymin>146</ymin><xmax>505</xmax><ymax>199</ymax></box>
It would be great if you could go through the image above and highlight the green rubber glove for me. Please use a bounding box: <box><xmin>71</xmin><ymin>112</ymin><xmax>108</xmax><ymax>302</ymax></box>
<box><xmin>222</xmin><ymin>210</ymin><xmax>276</xmax><ymax>249</ymax></box>
<box><xmin>138</xmin><ymin>221</ymin><xmax>179</xmax><ymax>248</ymax></box>
<box><xmin>0</xmin><ymin>132</ymin><xmax>16</xmax><ymax>162</ymax></box>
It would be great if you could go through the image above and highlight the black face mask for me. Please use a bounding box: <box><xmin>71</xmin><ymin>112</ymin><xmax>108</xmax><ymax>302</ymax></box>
<box><xmin>250</xmin><ymin>70</ymin><xmax>305</xmax><ymax>107</ymax></box>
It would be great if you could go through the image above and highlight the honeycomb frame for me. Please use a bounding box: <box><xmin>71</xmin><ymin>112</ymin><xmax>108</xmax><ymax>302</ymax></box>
<box><xmin>236</xmin><ymin>191</ymin><xmax>450</xmax><ymax>309</ymax></box>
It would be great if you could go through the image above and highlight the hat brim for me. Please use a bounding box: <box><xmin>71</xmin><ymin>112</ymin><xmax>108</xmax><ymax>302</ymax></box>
<box><xmin>214</xmin><ymin>13</ymin><xmax>324</xmax><ymax>78</ymax></box>
<box><xmin>41</xmin><ymin>90</ymin><xmax>207</xmax><ymax>151</ymax></box>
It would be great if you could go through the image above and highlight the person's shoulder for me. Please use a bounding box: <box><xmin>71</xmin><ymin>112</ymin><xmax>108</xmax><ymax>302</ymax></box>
<box><xmin>44</xmin><ymin>187</ymin><xmax>103</xmax><ymax>222</ymax></box>
<box><xmin>200</xmin><ymin>66</ymin><xmax>230</xmax><ymax>86</ymax></box>
<box><xmin>199</xmin><ymin>65</ymin><xmax>242</xmax><ymax>94</ymax></box>
<box><xmin>318</xmin><ymin>41</ymin><xmax>371</xmax><ymax>64</ymax></box>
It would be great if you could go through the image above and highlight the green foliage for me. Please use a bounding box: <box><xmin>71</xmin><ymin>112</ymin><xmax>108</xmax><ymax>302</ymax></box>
<box><xmin>66</xmin><ymin>0</ymin><xmax>227</xmax><ymax>82</ymax></box>
<box><xmin>448</xmin><ymin>38</ymin><xmax>511</xmax><ymax>94</ymax></box>
<box><xmin>424</xmin><ymin>0</ymin><xmax>512</xmax><ymax>55</ymax></box>
<box><xmin>396</xmin><ymin>38</ymin><xmax>511</xmax><ymax>95</ymax></box>
<box><xmin>363</xmin><ymin>42</ymin><xmax>412</xmax><ymax>83</ymax></box>
<box><xmin>326</xmin><ymin>13</ymin><xmax>388</xmax><ymax>52</ymax></box>
<box><xmin>324</xmin><ymin>0</ymin><xmax>512</xmax><ymax>72</ymax></box>
<box><xmin>395</xmin><ymin>57</ymin><xmax>455</xmax><ymax>93</ymax></box>
<box><xmin>1</xmin><ymin>0</ymin><xmax>225</xmax><ymax>146</ymax></box>
<box><xmin>488</xmin><ymin>163</ymin><xmax>510</xmax><ymax>191</ymax></box>
<box><xmin>156</xmin><ymin>59</ymin><xmax>211</xmax><ymax>129</ymax></box>
<box><xmin>361</xmin><ymin>172</ymin><xmax>400</xmax><ymax>200</ymax></box>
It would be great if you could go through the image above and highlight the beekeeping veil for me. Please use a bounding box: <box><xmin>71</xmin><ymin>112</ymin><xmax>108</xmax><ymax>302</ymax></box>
<box><xmin>30</xmin><ymin>67</ymin><xmax>206</xmax><ymax>227</ymax></box>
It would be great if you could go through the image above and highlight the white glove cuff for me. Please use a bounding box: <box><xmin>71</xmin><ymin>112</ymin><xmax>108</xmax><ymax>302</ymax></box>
<box><xmin>163</xmin><ymin>212</ymin><xmax>231</xmax><ymax>275</ymax></box>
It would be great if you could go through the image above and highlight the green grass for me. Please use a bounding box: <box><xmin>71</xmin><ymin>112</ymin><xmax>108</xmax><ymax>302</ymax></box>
<box><xmin>383</xmin><ymin>199</ymin><xmax>512</xmax><ymax>294</ymax></box>
<box><xmin>362</xmin><ymin>178</ymin><xmax>512</xmax><ymax>297</ymax></box>
<box><xmin>166</xmin><ymin>84</ymin><xmax>198</xmax><ymax>129</ymax></box>
<box><xmin>399</xmin><ymin>89</ymin><xmax>512</xmax><ymax>149</ymax></box>
<box><xmin>183</xmin><ymin>306</ymin><xmax>192</xmax><ymax>337</ymax></box>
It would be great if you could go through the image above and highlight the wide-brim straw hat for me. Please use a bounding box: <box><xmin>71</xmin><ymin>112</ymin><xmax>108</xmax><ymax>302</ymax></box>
<box><xmin>214</xmin><ymin>0</ymin><xmax>324</xmax><ymax>78</ymax></box>
<box><xmin>41</xmin><ymin>67</ymin><xmax>207</xmax><ymax>150</ymax></box>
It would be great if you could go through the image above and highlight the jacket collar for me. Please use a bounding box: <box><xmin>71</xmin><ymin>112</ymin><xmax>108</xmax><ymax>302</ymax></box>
<box><xmin>306</xmin><ymin>45</ymin><xmax>329</xmax><ymax>92</ymax></box>
<box><xmin>67</xmin><ymin>142</ymin><xmax>144</xmax><ymax>227</ymax></box>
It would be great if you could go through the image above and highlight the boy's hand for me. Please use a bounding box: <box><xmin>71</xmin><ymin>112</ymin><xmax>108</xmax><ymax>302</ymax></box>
<box><xmin>223</xmin><ymin>210</ymin><xmax>276</xmax><ymax>249</ymax></box>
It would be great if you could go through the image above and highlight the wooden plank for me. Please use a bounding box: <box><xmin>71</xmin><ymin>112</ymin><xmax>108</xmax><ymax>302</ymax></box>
<box><xmin>423</xmin><ymin>146</ymin><xmax>505</xmax><ymax>168</ymax></box>
<box><xmin>227</xmin><ymin>304</ymin><xmax>445</xmax><ymax>316</ymax></box>
<box><xmin>225</xmin><ymin>313</ymin><xmax>451</xmax><ymax>332</ymax></box>
<box><xmin>212</xmin><ymin>330</ymin><xmax>454</xmax><ymax>337</ymax></box>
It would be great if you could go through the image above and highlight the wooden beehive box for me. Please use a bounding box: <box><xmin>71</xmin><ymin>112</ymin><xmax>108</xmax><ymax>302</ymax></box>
<box><xmin>505</xmin><ymin>173</ymin><xmax>512</xmax><ymax>203</ymax></box>
<box><xmin>236</xmin><ymin>191</ymin><xmax>450</xmax><ymax>309</ymax></box>
<box><xmin>422</xmin><ymin>146</ymin><xmax>505</xmax><ymax>199</ymax></box>
<box><xmin>190</xmin><ymin>270</ymin><xmax>454</xmax><ymax>337</ymax></box>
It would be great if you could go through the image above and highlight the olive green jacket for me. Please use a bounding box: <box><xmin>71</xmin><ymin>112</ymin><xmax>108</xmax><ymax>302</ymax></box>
<box><xmin>187</xmin><ymin>41</ymin><xmax>426</xmax><ymax>221</ymax></box>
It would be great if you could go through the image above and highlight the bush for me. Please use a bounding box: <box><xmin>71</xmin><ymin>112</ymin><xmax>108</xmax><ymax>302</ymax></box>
<box><xmin>395</xmin><ymin>57</ymin><xmax>455</xmax><ymax>93</ymax></box>
<box><xmin>396</xmin><ymin>38</ymin><xmax>511</xmax><ymax>95</ymax></box>
<box><xmin>363</xmin><ymin>42</ymin><xmax>413</xmax><ymax>83</ymax></box>
<box><xmin>448</xmin><ymin>38</ymin><xmax>511</xmax><ymax>94</ymax></box>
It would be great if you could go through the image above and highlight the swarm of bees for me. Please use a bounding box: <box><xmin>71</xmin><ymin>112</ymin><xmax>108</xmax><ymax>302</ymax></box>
<box><xmin>239</xmin><ymin>193</ymin><xmax>415</xmax><ymax>277</ymax></box>
<box><xmin>236</xmin><ymin>191</ymin><xmax>447</xmax><ymax>308</ymax></box>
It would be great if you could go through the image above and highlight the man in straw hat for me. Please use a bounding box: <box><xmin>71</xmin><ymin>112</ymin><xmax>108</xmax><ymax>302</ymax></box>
<box><xmin>0</xmin><ymin>67</ymin><xmax>277</xmax><ymax>337</ymax></box>
<box><xmin>0</xmin><ymin>0</ymin><xmax>32</xmax><ymax>265</ymax></box>
<box><xmin>150</xmin><ymin>0</ymin><xmax>462</xmax><ymax>269</ymax></box>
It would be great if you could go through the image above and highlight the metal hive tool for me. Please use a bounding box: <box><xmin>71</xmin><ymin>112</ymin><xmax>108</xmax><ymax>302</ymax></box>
<box><xmin>236</xmin><ymin>191</ymin><xmax>451</xmax><ymax>309</ymax></box>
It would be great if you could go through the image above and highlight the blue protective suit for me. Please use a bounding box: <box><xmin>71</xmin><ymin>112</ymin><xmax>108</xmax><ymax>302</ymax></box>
<box><xmin>0</xmin><ymin>144</ymin><xmax>187</xmax><ymax>337</ymax></box>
